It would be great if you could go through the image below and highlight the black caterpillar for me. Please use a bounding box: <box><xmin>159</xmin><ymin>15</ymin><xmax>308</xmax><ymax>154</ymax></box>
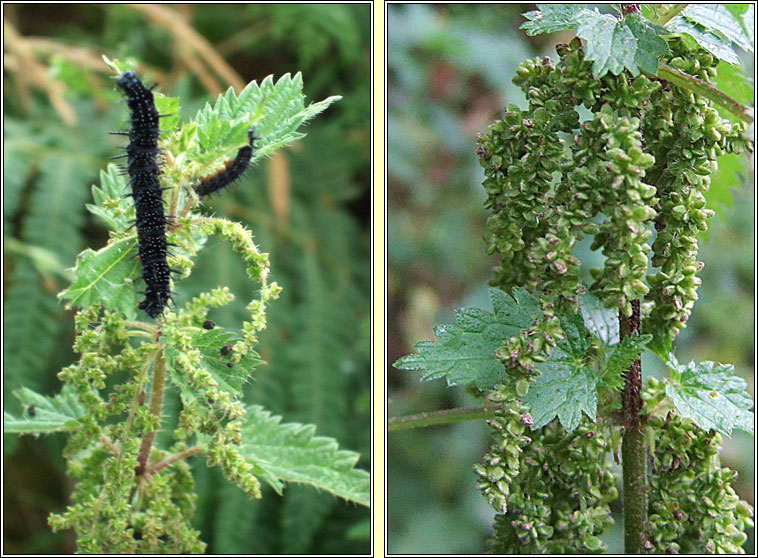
<box><xmin>193</xmin><ymin>125</ymin><xmax>257</xmax><ymax>197</ymax></box>
<box><xmin>115</xmin><ymin>70</ymin><xmax>173</xmax><ymax>318</ymax></box>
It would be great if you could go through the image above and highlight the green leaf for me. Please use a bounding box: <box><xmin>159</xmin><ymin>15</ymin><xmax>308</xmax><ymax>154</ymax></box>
<box><xmin>87</xmin><ymin>164</ymin><xmax>133</xmax><ymax>231</ymax></box>
<box><xmin>666</xmin><ymin>360</ymin><xmax>754</xmax><ymax>436</ymax></box>
<box><xmin>724</xmin><ymin>4</ymin><xmax>750</xmax><ymax>18</ymax></box>
<box><xmin>525</xmin><ymin>351</ymin><xmax>598</xmax><ymax>431</ymax></box>
<box><xmin>714</xmin><ymin>60</ymin><xmax>754</xmax><ymax>106</ymax></box>
<box><xmin>188</xmin><ymin>73</ymin><xmax>341</xmax><ymax>175</ymax></box>
<box><xmin>683</xmin><ymin>4</ymin><xmax>753</xmax><ymax>53</ymax></box>
<box><xmin>3</xmin><ymin>385</ymin><xmax>85</xmax><ymax>435</ymax></box>
<box><xmin>520</xmin><ymin>4</ymin><xmax>591</xmax><ymax>35</ymax></box>
<box><xmin>393</xmin><ymin>287</ymin><xmax>543</xmax><ymax>389</ymax></box>
<box><xmin>195</xmin><ymin>329</ymin><xmax>263</xmax><ymax>394</ymax></box>
<box><xmin>647</xmin><ymin>333</ymin><xmax>672</xmax><ymax>362</ymax></box>
<box><xmin>522</xmin><ymin>6</ymin><xmax>671</xmax><ymax>77</ymax></box>
<box><xmin>238</xmin><ymin>405</ymin><xmax>369</xmax><ymax>506</ymax></box>
<box><xmin>58</xmin><ymin>236</ymin><xmax>140</xmax><ymax>319</ymax></box>
<box><xmin>606</xmin><ymin>333</ymin><xmax>652</xmax><ymax>376</ymax></box>
<box><xmin>577</xmin><ymin>13</ymin><xmax>635</xmax><ymax>77</ymax></box>
<box><xmin>707</xmin><ymin>151</ymin><xmax>750</xmax><ymax>215</ymax></box>
<box><xmin>624</xmin><ymin>14</ymin><xmax>671</xmax><ymax>74</ymax></box>
<box><xmin>523</xmin><ymin>309</ymin><xmax>600</xmax><ymax>431</ymax></box>
<box><xmin>741</xmin><ymin>5</ymin><xmax>754</xmax><ymax>46</ymax></box>
<box><xmin>154</xmin><ymin>94</ymin><xmax>180</xmax><ymax>138</ymax></box>
<box><xmin>666</xmin><ymin>16</ymin><xmax>740</xmax><ymax>65</ymax></box>
<box><xmin>557</xmin><ymin>311</ymin><xmax>592</xmax><ymax>356</ymax></box>
<box><xmin>164</xmin><ymin>329</ymin><xmax>263</xmax><ymax>402</ymax></box>
<box><xmin>579</xmin><ymin>291</ymin><xmax>619</xmax><ymax>345</ymax></box>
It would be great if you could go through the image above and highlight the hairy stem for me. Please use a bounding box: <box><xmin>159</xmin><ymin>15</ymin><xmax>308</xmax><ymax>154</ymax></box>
<box><xmin>620</xmin><ymin>299</ymin><xmax>647</xmax><ymax>553</ymax></box>
<box><xmin>388</xmin><ymin>405</ymin><xmax>498</xmax><ymax>431</ymax></box>
<box><xmin>147</xmin><ymin>446</ymin><xmax>203</xmax><ymax>475</ymax></box>
<box><xmin>135</xmin><ymin>350</ymin><xmax>167</xmax><ymax>476</ymax></box>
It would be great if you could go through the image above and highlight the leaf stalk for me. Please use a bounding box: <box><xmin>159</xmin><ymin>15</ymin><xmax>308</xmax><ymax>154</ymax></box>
<box><xmin>388</xmin><ymin>405</ymin><xmax>498</xmax><ymax>431</ymax></box>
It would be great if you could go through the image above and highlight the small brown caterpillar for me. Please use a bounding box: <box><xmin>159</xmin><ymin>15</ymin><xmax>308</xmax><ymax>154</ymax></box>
<box><xmin>193</xmin><ymin>126</ymin><xmax>257</xmax><ymax>197</ymax></box>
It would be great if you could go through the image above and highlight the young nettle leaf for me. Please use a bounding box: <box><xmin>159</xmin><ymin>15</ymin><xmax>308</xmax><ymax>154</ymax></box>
<box><xmin>163</xmin><ymin>328</ymin><xmax>263</xmax><ymax>402</ymax></box>
<box><xmin>393</xmin><ymin>287</ymin><xmax>543</xmax><ymax>389</ymax></box>
<box><xmin>3</xmin><ymin>385</ymin><xmax>86</xmax><ymax>435</ymax></box>
<box><xmin>577</xmin><ymin>290</ymin><xmax>651</xmax><ymax>380</ymax></box>
<box><xmin>523</xmin><ymin>294</ymin><xmax>654</xmax><ymax>431</ymax></box>
<box><xmin>58</xmin><ymin>236</ymin><xmax>140</xmax><ymax>319</ymax></box>
<box><xmin>665</xmin><ymin>359</ymin><xmax>754</xmax><ymax>436</ymax></box>
<box><xmin>578</xmin><ymin>11</ymin><xmax>638</xmax><ymax>77</ymax></box>
<box><xmin>605</xmin><ymin>333</ymin><xmax>652</xmax><ymax>377</ymax></box>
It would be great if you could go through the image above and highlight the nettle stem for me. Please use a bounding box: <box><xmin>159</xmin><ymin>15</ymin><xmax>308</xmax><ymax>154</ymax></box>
<box><xmin>620</xmin><ymin>299</ymin><xmax>647</xmax><ymax>553</ymax></box>
<box><xmin>135</xmin><ymin>350</ymin><xmax>167</xmax><ymax>476</ymax></box>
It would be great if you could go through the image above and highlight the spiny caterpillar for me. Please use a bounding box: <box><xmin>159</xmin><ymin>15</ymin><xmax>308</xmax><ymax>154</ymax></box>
<box><xmin>193</xmin><ymin>125</ymin><xmax>257</xmax><ymax>197</ymax></box>
<box><xmin>115</xmin><ymin>70</ymin><xmax>174</xmax><ymax>319</ymax></box>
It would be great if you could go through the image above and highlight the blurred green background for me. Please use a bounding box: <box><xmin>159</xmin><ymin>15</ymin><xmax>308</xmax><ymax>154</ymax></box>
<box><xmin>388</xmin><ymin>4</ymin><xmax>754</xmax><ymax>554</ymax></box>
<box><xmin>3</xmin><ymin>4</ymin><xmax>370</xmax><ymax>554</ymax></box>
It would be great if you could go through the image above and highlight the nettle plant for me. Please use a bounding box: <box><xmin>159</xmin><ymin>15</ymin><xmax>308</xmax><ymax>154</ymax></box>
<box><xmin>393</xmin><ymin>5</ymin><xmax>754</xmax><ymax>554</ymax></box>
<box><xmin>3</xmin><ymin>61</ymin><xmax>369</xmax><ymax>553</ymax></box>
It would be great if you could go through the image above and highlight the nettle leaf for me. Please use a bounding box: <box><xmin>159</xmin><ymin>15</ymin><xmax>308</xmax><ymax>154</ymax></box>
<box><xmin>393</xmin><ymin>287</ymin><xmax>543</xmax><ymax>389</ymax></box>
<box><xmin>524</xmin><ymin>311</ymin><xmax>598</xmax><ymax>431</ymax></box>
<box><xmin>683</xmin><ymin>4</ymin><xmax>753</xmax><ymax>53</ymax></box>
<box><xmin>524</xmin><ymin>304</ymin><xmax>649</xmax><ymax>432</ymax></box>
<box><xmin>666</xmin><ymin>16</ymin><xmax>740</xmax><ymax>65</ymax></box>
<box><xmin>578</xmin><ymin>11</ymin><xmax>637</xmax><ymax>77</ymax></box>
<box><xmin>521</xmin><ymin>4</ymin><xmax>591</xmax><ymax>35</ymax></box>
<box><xmin>87</xmin><ymin>164</ymin><xmax>133</xmax><ymax>231</ymax></box>
<box><xmin>624</xmin><ymin>14</ymin><xmax>671</xmax><ymax>74</ymax></box>
<box><xmin>557</xmin><ymin>311</ymin><xmax>592</xmax><ymax>356</ymax></box>
<box><xmin>521</xmin><ymin>5</ymin><xmax>670</xmax><ymax>77</ymax></box>
<box><xmin>714</xmin><ymin>60</ymin><xmax>754</xmax><ymax>106</ymax></box>
<box><xmin>189</xmin><ymin>73</ymin><xmax>341</xmax><ymax>170</ymax></box>
<box><xmin>740</xmin><ymin>4</ymin><xmax>754</xmax><ymax>46</ymax></box>
<box><xmin>238</xmin><ymin>405</ymin><xmax>369</xmax><ymax>507</ymax></box>
<box><xmin>646</xmin><ymin>332</ymin><xmax>673</xmax><ymax>363</ymax></box>
<box><xmin>192</xmin><ymin>329</ymin><xmax>262</xmax><ymax>395</ymax></box>
<box><xmin>164</xmin><ymin>329</ymin><xmax>262</xmax><ymax>403</ymax></box>
<box><xmin>579</xmin><ymin>291</ymin><xmax>619</xmax><ymax>345</ymax></box>
<box><xmin>58</xmin><ymin>236</ymin><xmax>140</xmax><ymax>319</ymax></box>
<box><xmin>3</xmin><ymin>385</ymin><xmax>85</xmax><ymax>435</ymax></box>
<box><xmin>525</xmin><ymin>348</ymin><xmax>598</xmax><ymax>431</ymax></box>
<box><xmin>606</xmin><ymin>333</ymin><xmax>652</xmax><ymax>377</ymax></box>
<box><xmin>666</xmin><ymin>360</ymin><xmax>754</xmax><ymax>436</ymax></box>
<box><xmin>578</xmin><ymin>13</ymin><xmax>672</xmax><ymax>77</ymax></box>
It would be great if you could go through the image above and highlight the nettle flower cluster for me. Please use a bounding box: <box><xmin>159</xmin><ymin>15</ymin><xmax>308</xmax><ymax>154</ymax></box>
<box><xmin>472</xmin><ymin>37</ymin><xmax>752</xmax><ymax>553</ymax></box>
<box><xmin>476</xmin><ymin>37</ymin><xmax>750</xmax><ymax>341</ymax></box>
<box><xmin>643</xmin><ymin>378</ymin><xmax>754</xmax><ymax>554</ymax></box>
<box><xmin>475</xmin><ymin>387</ymin><xmax>617</xmax><ymax>554</ymax></box>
